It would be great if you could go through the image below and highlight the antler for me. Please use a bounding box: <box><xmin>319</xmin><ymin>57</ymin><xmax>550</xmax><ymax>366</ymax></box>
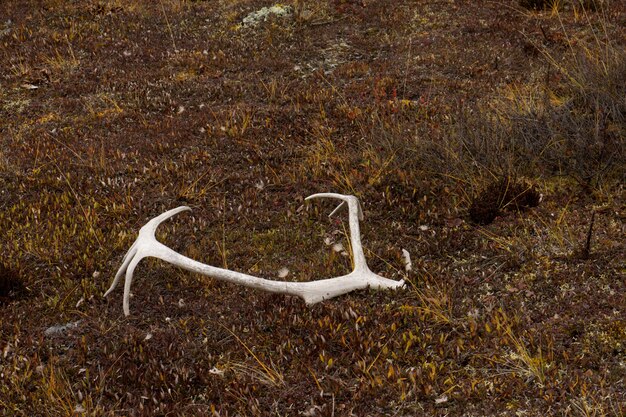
<box><xmin>104</xmin><ymin>194</ymin><xmax>405</xmax><ymax>316</ymax></box>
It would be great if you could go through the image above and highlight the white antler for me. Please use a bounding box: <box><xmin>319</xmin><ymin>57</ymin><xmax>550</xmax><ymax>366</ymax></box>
<box><xmin>104</xmin><ymin>193</ymin><xmax>405</xmax><ymax>316</ymax></box>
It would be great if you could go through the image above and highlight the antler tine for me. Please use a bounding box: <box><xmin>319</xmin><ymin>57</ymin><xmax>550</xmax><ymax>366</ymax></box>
<box><xmin>328</xmin><ymin>201</ymin><xmax>346</xmax><ymax>218</ymax></box>
<box><xmin>103</xmin><ymin>242</ymin><xmax>137</xmax><ymax>298</ymax></box>
<box><xmin>306</xmin><ymin>193</ymin><xmax>369</xmax><ymax>271</ymax></box>
<box><xmin>103</xmin><ymin>206</ymin><xmax>191</xmax><ymax>301</ymax></box>
<box><xmin>305</xmin><ymin>193</ymin><xmax>363</xmax><ymax>220</ymax></box>
<box><xmin>139</xmin><ymin>206</ymin><xmax>192</xmax><ymax>236</ymax></box>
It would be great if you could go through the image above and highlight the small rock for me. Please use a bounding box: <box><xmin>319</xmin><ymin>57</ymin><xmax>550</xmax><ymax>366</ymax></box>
<box><xmin>435</xmin><ymin>394</ymin><xmax>448</xmax><ymax>404</ymax></box>
<box><xmin>209</xmin><ymin>366</ymin><xmax>224</xmax><ymax>375</ymax></box>
<box><xmin>44</xmin><ymin>320</ymin><xmax>81</xmax><ymax>337</ymax></box>
<box><xmin>302</xmin><ymin>405</ymin><xmax>323</xmax><ymax>417</ymax></box>
<box><xmin>242</xmin><ymin>5</ymin><xmax>292</xmax><ymax>27</ymax></box>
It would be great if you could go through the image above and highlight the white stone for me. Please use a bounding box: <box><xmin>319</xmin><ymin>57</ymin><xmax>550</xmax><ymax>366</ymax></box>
<box><xmin>44</xmin><ymin>321</ymin><xmax>82</xmax><ymax>337</ymax></box>
<box><xmin>242</xmin><ymin>5</ymin><xmax>292</xmax><ymax>27</ymax></box>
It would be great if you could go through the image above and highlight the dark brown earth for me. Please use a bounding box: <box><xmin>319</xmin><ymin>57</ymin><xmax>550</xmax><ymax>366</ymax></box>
<box><xmin>0</xmin><ymin>1</ymin><xmax>624</xmax><ymax>415</ymax></box>
<box><xmin>469</xmin><ymin>178</ymin><xmax>541</xmax><ymax>225</ymax></box>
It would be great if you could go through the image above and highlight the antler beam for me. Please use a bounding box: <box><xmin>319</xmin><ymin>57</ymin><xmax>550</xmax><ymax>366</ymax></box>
<box><xmin>104</xmin><ymin>193</ymin><xmax>405</xmax><ymax>316</ymax></box>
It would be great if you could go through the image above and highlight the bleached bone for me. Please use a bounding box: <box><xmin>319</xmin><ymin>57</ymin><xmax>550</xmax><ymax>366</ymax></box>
<box><xmin>104</xmin><ymin>193</ymin><xmax>405</xmax><ymax>316</ymax></box>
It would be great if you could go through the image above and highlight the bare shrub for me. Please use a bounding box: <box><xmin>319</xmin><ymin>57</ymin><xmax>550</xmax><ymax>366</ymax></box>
<box><xmin>506</xmin><ymin>52</ymin><xmax>624</xmax><ymax>187</ymax></box>
<box><xmin>436</xmin><ymin>24</ymin><xmax>625</xmax><ymax>192</ymax></box>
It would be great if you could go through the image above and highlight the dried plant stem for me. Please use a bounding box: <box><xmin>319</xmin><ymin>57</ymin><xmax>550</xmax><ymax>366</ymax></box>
<box><xmin>582</xmin><ymin>211</ymin><xmax>596</xmax><ymax>259</ymax></box>
<box><xmin>159</xmin><ymin>0</ymin><xmax>177</xmax><ymax>51</ymax></box>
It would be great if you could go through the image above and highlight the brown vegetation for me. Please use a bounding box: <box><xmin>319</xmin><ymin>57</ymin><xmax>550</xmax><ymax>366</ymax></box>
<box><xmin>0</xmin><ymin>0</ymin><xmax>624</xmax><ymax>415</ymax></box>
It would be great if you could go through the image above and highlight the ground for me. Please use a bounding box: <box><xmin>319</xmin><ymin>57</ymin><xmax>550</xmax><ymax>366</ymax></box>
<box><xmin>0</xmin><ymin>0</ymin><xmax>624</xmax><ymax>416</ymax></box>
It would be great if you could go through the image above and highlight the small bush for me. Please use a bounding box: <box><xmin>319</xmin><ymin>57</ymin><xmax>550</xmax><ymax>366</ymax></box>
<box><xmin>505</xmin><ymin>44</ymin><xmax>625</xmax><ymax>187</ymax></box>
<box><xmin>441</xmin><ymin>20</ymin><xmax>625</xmax><ymax>191</ymax></box>
<box><xmin>519</xmin><ymin>0</ymin><xmax>558</xmax><ymax>10</ymax></box>
<box><xmin>519</xmin><ymin>0</ymin><xmax>608</xmax><ymax>11</ymax></box>
<box><xmin>0</xmin><ymin>263</ymin><xmax>24</xmax><ymax>303</ymax></box>
<box><xmin>469</xmin><ymin>177</ymin><xmax>541</xmax><ymax>225</ymax></box>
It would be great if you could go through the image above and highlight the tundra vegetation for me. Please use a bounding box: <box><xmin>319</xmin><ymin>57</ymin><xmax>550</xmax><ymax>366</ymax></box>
<box><xmin>0</xmin><ymin>0</ymin><xmax>624</xmax><ymax>415</ymax></box>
